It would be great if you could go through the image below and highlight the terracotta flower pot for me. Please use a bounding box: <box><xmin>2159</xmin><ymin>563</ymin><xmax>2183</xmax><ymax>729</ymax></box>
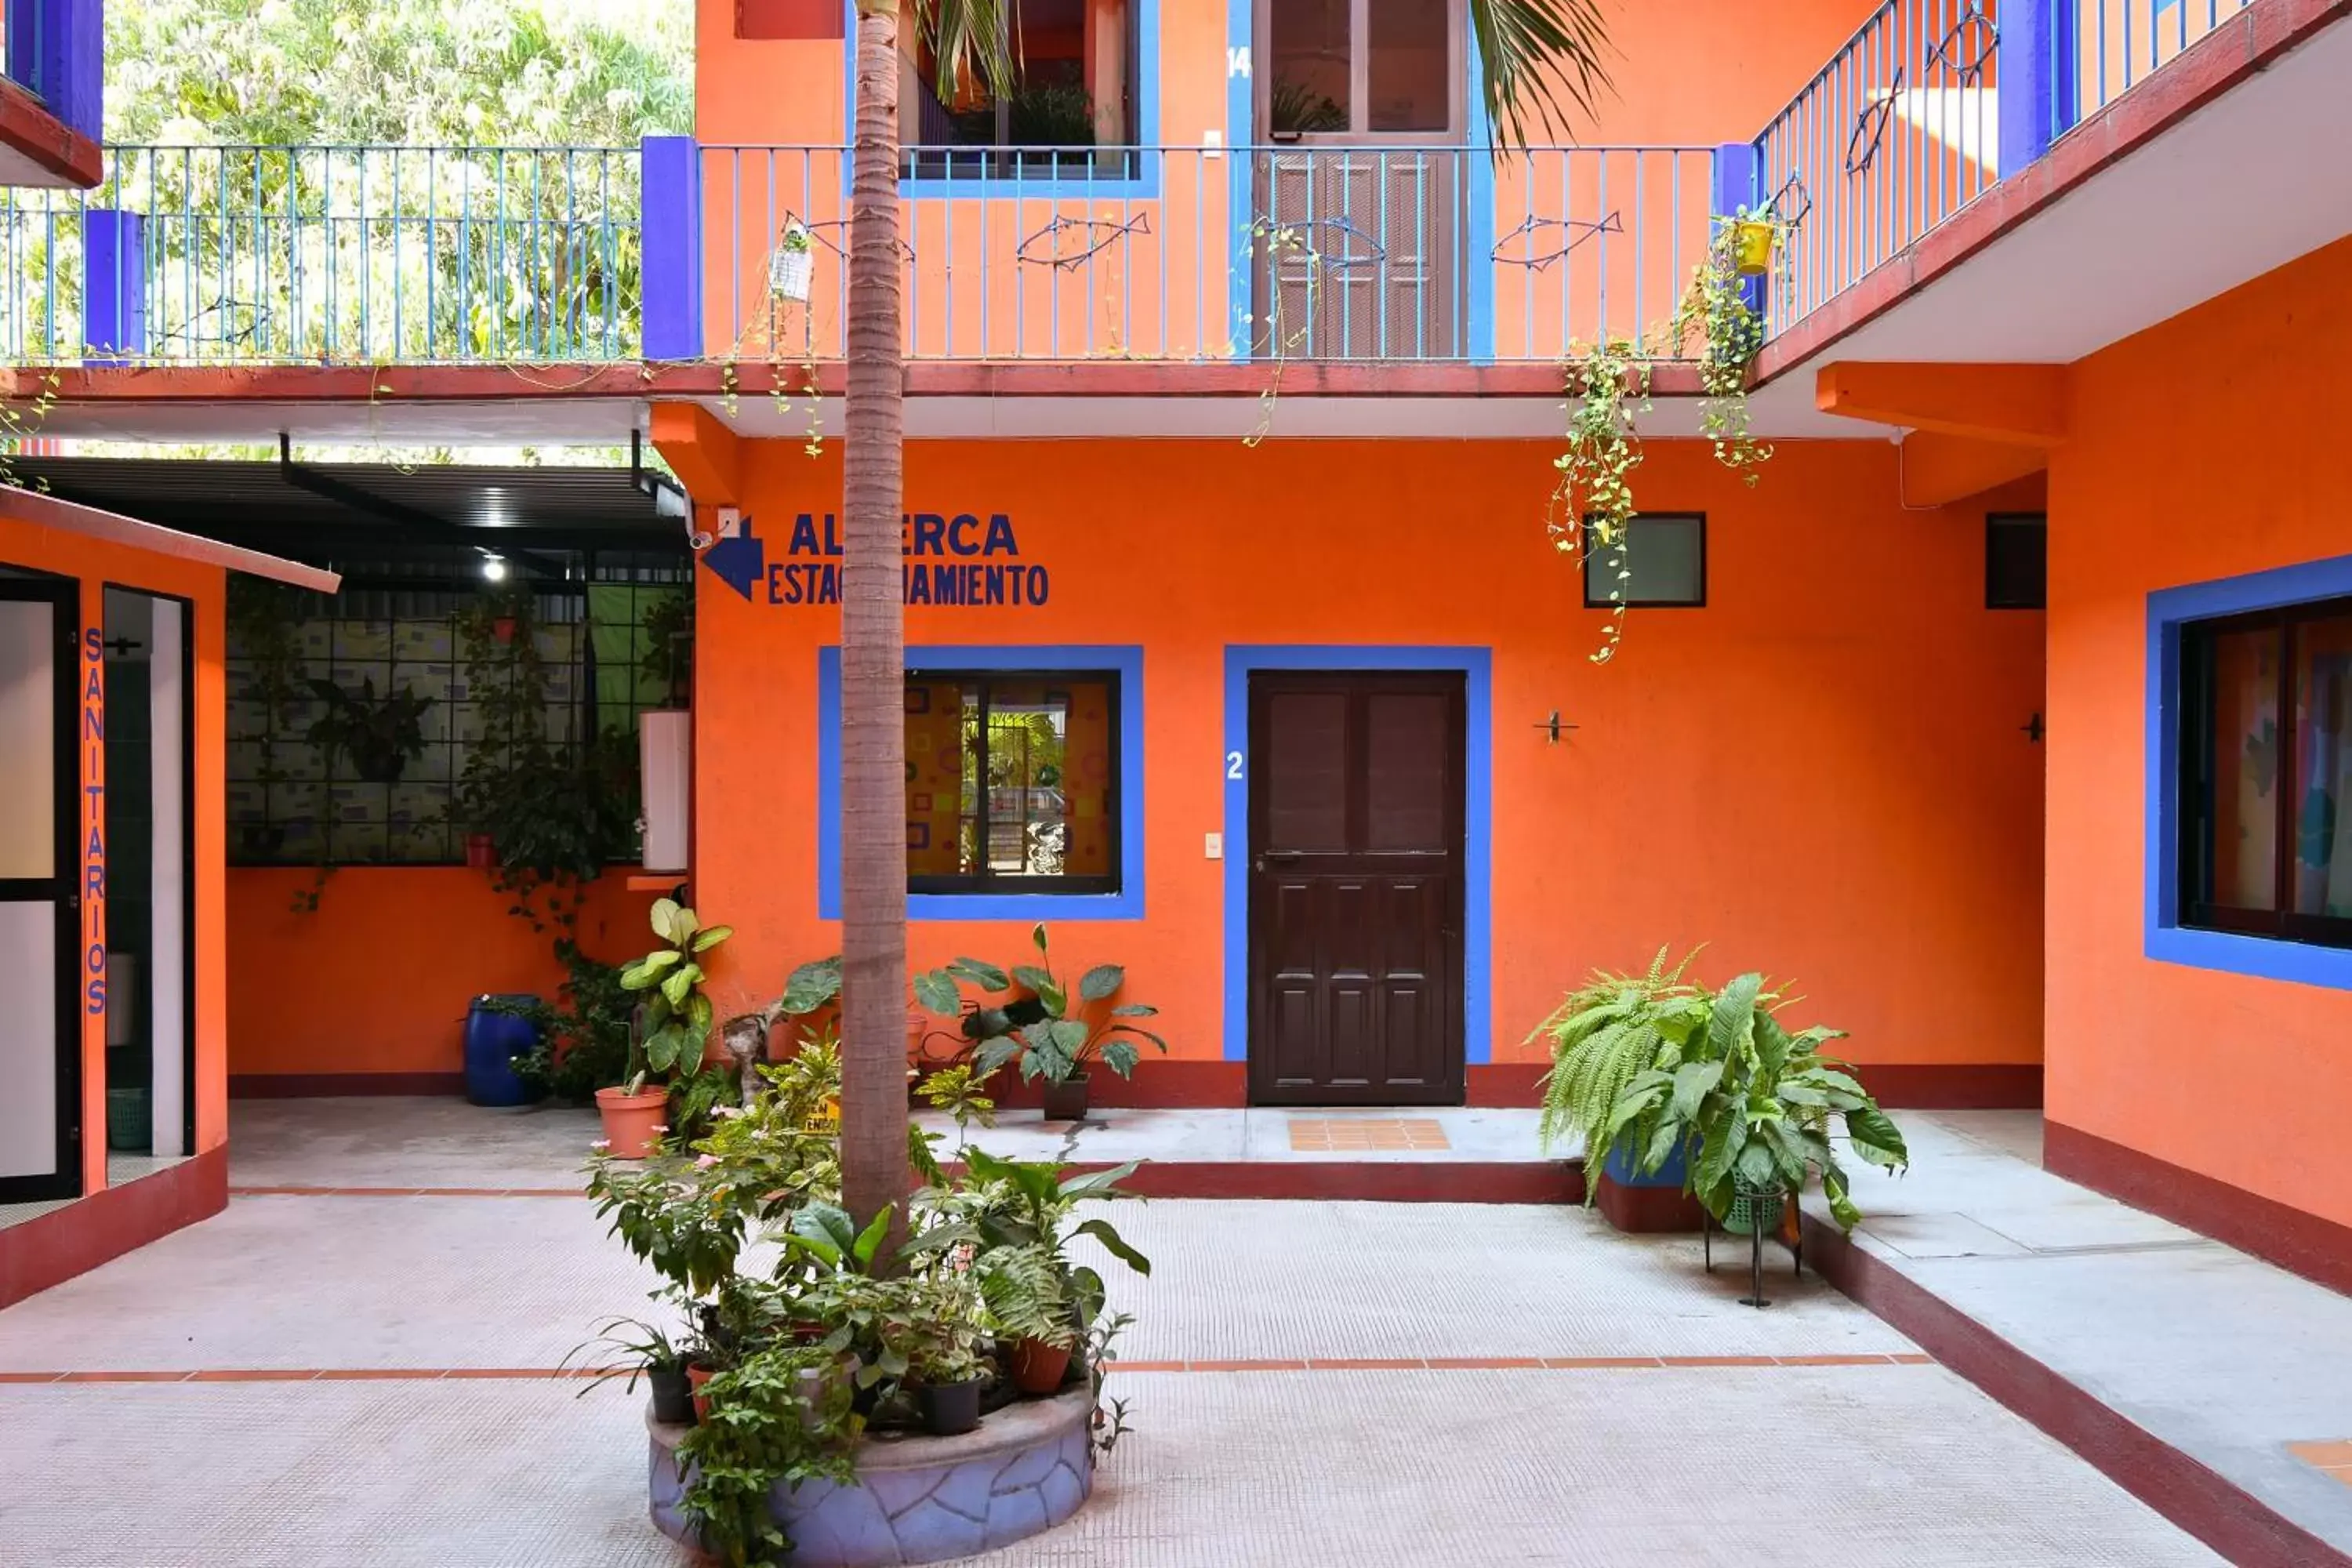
<box><xmin>594</xmin><ymin>1085</ymin><xmax>668</xmax><ymax>1160</ymax></box>
<box><xmin>492</xmin><ymin>616</ymin><xmax>517</xmax><ymax>644</ymax></box>
<box><xmin>686</xmin><ymin>1361</ymin><xmax>717</xmax><ymax>1423</ymax></box>
<box><xmin>1009</xmin><ymin>1337</ymin><xmax>1072</xmax><ymax>1395</ymax></box>
<box><xmin>464</xmin><ymin>833</ymin><xmax>495</xmax><ymax>869</ymax></box>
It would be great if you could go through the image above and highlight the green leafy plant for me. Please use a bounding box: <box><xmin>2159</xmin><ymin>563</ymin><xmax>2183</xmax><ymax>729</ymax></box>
<box><xmin>782</xmin><ymin>1203</ymin><xmax>986</xmax><ymax>1395</ymax></box>
<box><xmin>501</xmin><ymin>940</ymin><xmax>634</xmax><ymax>1100</ymax></box>
<box><xmin>303</xmin><ymin>675</ymin><xmax>431</xmax><ymax>783</ymax></box>
<box><xmin>618</xmin><ymin>898</ymin><xmax>734</xmax><ymax>1094</ymax></box>
<box><xmin>918</xmin><ymin>925</ymin><xmax>1167</xmax><ymax>1084</ymax></box>
<box><xmin>929</xmin><ymin>1150</ymin><xmax>1151</xmax><ymax>1353</ymax></box>
<box><xmin>640</xmin><ymin>588</ymin><xmax>693</xmax><ymax>707</ymax></box>
<box><xmin>455</xmin><ymin>586</ymin><xmax>636</xmax><ymax>931</ymax></box>
<box><xmin>674</xmin><ymin>1338</ymin><xmax>860</xmax><ymax>1568</ymax></box>
<box><xmin>1550</xmin><ymin>203</ymin><xmax>1776</xmax><ymax>665</ymax></box>
<box><xmin>1531</xmin><ymin>946</ymin><xmax>1709</xmax><ymax>1184</ymax></box>
<box><xmin>1604</xmin><ymin>971</ymin><xmax>1909</xmax><ymax>1231</ymax></box>
<box><xmin>1005</xmin><ymin>78</ymin><xmax>1095</xmax><ymax>146</ymax></box>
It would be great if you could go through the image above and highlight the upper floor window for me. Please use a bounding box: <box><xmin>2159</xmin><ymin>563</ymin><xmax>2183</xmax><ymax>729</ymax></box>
<box><xmin>899</xmin><ymin>0</ymin><xmax>1142</xmax><ymax>180</ymax></box>
<box><xmin>2177</xmin><ymin>597</ymin><xmax>2352</xmax><ymax>949</ymax></box>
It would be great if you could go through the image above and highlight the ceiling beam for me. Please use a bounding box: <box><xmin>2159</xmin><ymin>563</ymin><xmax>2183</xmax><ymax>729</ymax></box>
<box><xmin>1816</xmin><ymin>363</ymin><xmax>2071</xmax><ymax>445</ymax></box>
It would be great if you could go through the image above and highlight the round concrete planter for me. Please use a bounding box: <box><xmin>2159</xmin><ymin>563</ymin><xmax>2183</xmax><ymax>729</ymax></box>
<box><xmin>647</xmin><ymin>1387</ymin><xmax>1095</xmax><ymax>1566</ymax></box>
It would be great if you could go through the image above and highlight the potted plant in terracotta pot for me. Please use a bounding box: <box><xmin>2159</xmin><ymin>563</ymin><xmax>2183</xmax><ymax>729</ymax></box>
<box><xmin>601</xmin><ymin>898</ymin><xmax>734</xmax><ymax>1158</ymax></box>
<box><xmin>920</xmin><ymin>925</ymin><xmax>1167</xmax><ymax>1122</ymax></box>
<box><xmin>949</xmin><ymin>1149</ymin><xmax>1150</xmax><ymax>1397</ymax></box>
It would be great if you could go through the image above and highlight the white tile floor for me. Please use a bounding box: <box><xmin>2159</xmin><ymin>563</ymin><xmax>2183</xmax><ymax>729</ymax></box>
<box><xmin>0</xmin><ymin>1099</ymin><xmax>2230</xmax><ymax>1566</ymax></box>
<box><xmin>1823</xmin><ymin>1110</ymin><xmax>2352</xmax><ymax>1552</ymax></box>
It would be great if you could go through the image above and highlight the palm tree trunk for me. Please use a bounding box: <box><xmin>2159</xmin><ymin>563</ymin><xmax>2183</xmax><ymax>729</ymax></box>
<box><xmin>840</xmin><ymin>0</ymin><xmax>912</xmax><ymax>1241</ymax></box>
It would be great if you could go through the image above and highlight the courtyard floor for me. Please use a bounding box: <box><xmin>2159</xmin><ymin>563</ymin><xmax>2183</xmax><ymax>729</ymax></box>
<box><xmin>0</xmin><ymin>1099</ymin><xmax>2229</xmax><ymax>1566</ymax></box>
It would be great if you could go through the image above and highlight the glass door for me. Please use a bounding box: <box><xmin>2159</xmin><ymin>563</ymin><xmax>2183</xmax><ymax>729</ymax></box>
<box><xmin>0</xmin><ymin>576</ymin><xmax>81</xmax><ymax>1202</ymax></box>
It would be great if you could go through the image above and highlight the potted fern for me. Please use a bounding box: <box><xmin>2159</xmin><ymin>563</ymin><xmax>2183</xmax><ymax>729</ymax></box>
<box><xmin>1533</xmin><ymin>948</ymin><xmax>1713</xmax><ymax>1229</ymax></box>
<box><xmin>1605</xmin><ymin>971</ymin><xmax>1909</xmax><ymax>1235</ymax></box>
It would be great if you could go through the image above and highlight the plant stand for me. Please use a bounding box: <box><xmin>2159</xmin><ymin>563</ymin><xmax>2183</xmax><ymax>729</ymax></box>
<box><xmin>1703</xmin><ymin>1186</ymin><xmax>1799</xmax><ymax>1308</ymax></box>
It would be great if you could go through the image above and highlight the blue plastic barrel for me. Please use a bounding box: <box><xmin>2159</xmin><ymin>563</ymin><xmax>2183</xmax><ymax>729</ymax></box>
<box><xmin>464</xmin><ymin>995</ymin><xmax>545</xmax><ymax>1107</ymax></box>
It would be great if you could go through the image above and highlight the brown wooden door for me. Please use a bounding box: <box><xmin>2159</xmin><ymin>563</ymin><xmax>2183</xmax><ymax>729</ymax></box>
<box><xmin>1247</xmin><ymin>670</ymin><xmax>1465</xmax><ymax>1105</ymax></box>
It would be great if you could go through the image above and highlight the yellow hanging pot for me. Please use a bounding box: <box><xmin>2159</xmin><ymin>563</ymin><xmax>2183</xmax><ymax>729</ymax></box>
<box><xmin>1733</xmin><ymin>219</ymin><xmax>1777</xmax><ymax>277</ymax></box>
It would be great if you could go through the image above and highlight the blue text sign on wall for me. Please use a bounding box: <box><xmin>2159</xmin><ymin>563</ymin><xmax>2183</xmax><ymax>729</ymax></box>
<box><xmin>701</xmin><ymin>513</ymin><xmax>1050</xmax><ymax>608</ymax></box>
<box><xmin>81</xmin><ymin>626</ymin><xmax>106</xmax><ymax>1018</ymax></box>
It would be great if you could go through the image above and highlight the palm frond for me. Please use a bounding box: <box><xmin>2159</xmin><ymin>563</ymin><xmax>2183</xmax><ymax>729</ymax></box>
<box><xmin>1471</xmin><ymin>0</ymin><xmax>1615</xmax><ymax>152</ymax></box>
<box><xmin>913</xmin><ymin>0</ymin><xmax>1019</xmax><ymax>103</ymax></box>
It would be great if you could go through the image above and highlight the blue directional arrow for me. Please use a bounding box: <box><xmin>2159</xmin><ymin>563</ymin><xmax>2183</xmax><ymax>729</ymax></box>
<box><xmin>702</xmin><ymin>516</ymin><xmax>764</xmax><ymax>602</ymax></box>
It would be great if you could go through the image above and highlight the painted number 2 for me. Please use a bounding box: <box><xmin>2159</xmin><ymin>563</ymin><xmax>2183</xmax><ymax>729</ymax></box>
<box><xmin>1225</xmin><ymin>751</ymin><xmax>1244</xmax><ymax>780</ymax></box>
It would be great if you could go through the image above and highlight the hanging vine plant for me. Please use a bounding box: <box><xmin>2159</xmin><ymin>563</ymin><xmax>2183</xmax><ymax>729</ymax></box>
<box><xmin>1550</xmin><ymin>204</ymin><xmax>1781</xmax><ymax>662</ymax></box>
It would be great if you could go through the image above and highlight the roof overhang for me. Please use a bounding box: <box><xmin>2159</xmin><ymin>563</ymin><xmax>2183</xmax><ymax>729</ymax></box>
<box><xmin>2</xmin><ymin>484</ymin><xmax>341</xmax><ymax>591</ymax></box>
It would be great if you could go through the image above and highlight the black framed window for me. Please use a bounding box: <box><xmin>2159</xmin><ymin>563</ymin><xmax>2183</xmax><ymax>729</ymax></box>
<box><xmin>223</xmin><ymin>549</ymin><xmax>688</xmax><ymax>867</ymax></box>
<box><xmin>905</xmin><ymin>670</ymin><xmax>1121</xmax><ymax>895</ymax></box>
<box><xmin>2178</xmin><ymin>595</ymin><xmax>2352</xmax><ymax>949</ymax></box>
<box><xmin>1987</xmin><ymin>513</ymin><xmax>2048</xmax><ymax>609</ymax></box>
<box><xmin>1582</xmin><ymin>513</ymin><xmax>1704</xmax><ymax>608</ymax></box>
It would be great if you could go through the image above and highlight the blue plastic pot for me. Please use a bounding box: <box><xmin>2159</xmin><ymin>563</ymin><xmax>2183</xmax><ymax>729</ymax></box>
<box><xmin>1602</xmin><ymin>1132</ymin><xmax>1690</xmax><ymax>1189</ymax></box>
<box><xmin>463</xmin><ymin>995</ymin><xmax>545</xmax><ymax>1107</ymax></box>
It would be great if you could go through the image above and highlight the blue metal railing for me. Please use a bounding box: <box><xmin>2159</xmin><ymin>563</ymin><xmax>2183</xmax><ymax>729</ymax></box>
<box><xmin>1755</xmin><ymin>0</ymin><xmax>2003</xmax><ymax>333</ymax></box>
<box><xmin>2078</xmin><ymin>0</ymin><xmax>2251</xmax><ymax>117</ymax></box>
<box><xmin>1752</xmin><ymin>0</ymin><xmax>2258</xmax><ymax>336</ymax></box>
<box><xmin>0</xmin><ymin>144</ymin><xmax>642</xmax><ymax>362</ymax></box>
<box><xmin>695</xmin><ymin>143</ymin><xmax>1712</xmax><ymax>364</ymax></box>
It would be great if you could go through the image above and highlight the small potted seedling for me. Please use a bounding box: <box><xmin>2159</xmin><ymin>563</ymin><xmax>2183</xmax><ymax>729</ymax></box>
<box><xmin>771</xmin><ymin>220</ymin><xmax>814</xmax><ymax>304</ymax></box>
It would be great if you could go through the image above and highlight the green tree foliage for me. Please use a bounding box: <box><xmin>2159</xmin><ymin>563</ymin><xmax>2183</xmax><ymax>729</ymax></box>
<box><xmin>105</xmin><ymin>0</ymin><xmax>693</xmax><ymax>147</ymax></box>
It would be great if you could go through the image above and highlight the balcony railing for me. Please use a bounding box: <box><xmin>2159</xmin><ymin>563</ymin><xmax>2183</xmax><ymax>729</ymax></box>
<box><xmin>0</xmin><ymin>145</ymin><xmax>643</xmax><ymax>363</ymax></box>
<box><xmin>1754</xmin><ymin>0</ymin><xmax>2255</xmax><ymax>333</ymax></box>
<box><xmin>1756</xmin><ymin>0</ymin><xmax>2002</xmax><ymax>332</ymax></box>
<box><xmin>693</xmin><ymin>143</ymin><xmax>1715</xmax><ymax>365</ymax></box>
<box><xmin>0</xmin><ymin>2</ymin><xmax>2268</xmax><ymax>371</ymax></box>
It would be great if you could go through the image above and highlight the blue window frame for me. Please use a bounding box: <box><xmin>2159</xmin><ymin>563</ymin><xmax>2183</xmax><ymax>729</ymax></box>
<box><xmin>817</xmin><ymin>644</ymin><xmax>1145</xmax><ymax>920</ymax></box>
<box><xmin>2147</xmin><ymin>553</ymin><xmax>2352</xmax><ymax>989</ymax></box>
<box><xmin>842</xmin><ymin>0</ymin><xmax>1163</xmax><ymax>198</ymax></box>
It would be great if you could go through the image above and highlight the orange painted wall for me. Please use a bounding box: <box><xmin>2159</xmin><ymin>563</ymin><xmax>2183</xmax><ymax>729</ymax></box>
<box><xmin>677</xmin><ymin>434</ymin><xmax>2045</xmax><ymax>1074</ymax></box>
<box><xmin>2045</xmin><ymin>236</ymin><xmax>2352</xmax><ymax>1229</ymax></box>
<box><xmin>225</xmin><ymin>869</ymin><xmax>659</xmax><ymax>1077</ymax></box>
<box><xmin>0</xmin><ymin>513</ymin><xmax>227</xmax><ymax>1190</ymax></box>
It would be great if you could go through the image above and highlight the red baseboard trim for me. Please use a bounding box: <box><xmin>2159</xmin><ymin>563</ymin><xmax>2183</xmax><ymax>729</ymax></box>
<box><xmin>0</xmin><ymin>1146</ymin><xmax>229</xmax><ymax>1309</ymax></box>
<box><xmin>1044</xmin><ymin>1160</ymin><xmax>1585</xmax><ymax>1203</ymax></box>
<box><xmin>1802</xmin><ymin>1213</ymin><xmax>2347</xmax><ymax>1568</ymax></box>
<box><xmin>222</xmin><ymin>1060</ymin><xmax>2042</xmax><ymax>1112</ymax></box>
<box><xmin>982</xmin><ymin>1062</ymin><xmax>1247</xmax><ymax>1109</ymax></box>
<box><xmin>230</xmin><ymin>1073</ymin><xmax>467</xmax><ymax>1098</ymax></box>
<box><xmin>1852</xmin><ymin>1063</ymin><xmax>2043</xmax><ymax>1109</ymax></box>
<box><xmin>2044</xmin><ymin>1120</ymin><xmax>2352</xmax><ymax>1298</ymax></box>
<box><xmin>1594</xmin><ymin>1171</ymin><xmax>1707</xmax><ymax>1232</ymax></box>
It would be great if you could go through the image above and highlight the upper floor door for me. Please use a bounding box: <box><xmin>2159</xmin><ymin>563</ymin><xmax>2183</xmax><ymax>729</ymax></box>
<box><xmin>1252</xmin><ymin>0</ymin><xmax>1467</xmax><ymax>360</ymax></box>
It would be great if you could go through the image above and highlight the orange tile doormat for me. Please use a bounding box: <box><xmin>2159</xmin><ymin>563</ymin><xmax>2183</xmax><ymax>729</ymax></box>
<box><xmin>1287</xmin><ymin>1119</ymin><xmax>1452</xmax><ymax>1152</ymax></box>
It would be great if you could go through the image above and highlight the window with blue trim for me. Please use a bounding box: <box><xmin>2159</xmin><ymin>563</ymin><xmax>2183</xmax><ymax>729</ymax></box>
<box><xmin>895</xmin><ymin>0</ymin><xmax>1143</xmax><ymax>183</ymax></box>
<box><xmin>906</xmin><ymin>668</ymin><xmax>1123</xmax><ymax>895</ymax></box>
<box><xmin>2176</xmin><ymin>596</ymin><xmax>2352</xmax><ymax>949</ymax></box>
